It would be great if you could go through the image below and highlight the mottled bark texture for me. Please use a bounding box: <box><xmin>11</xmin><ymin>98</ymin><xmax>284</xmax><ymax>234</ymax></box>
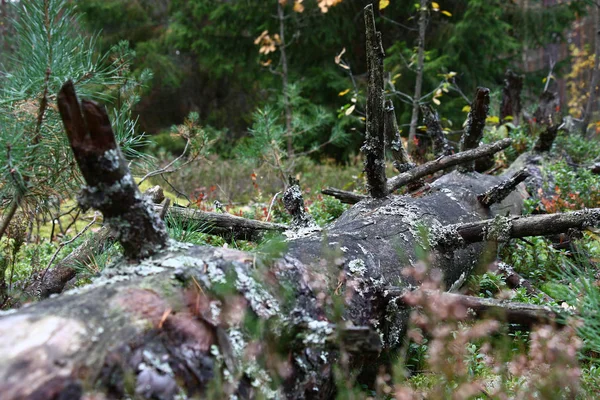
<box><xmin>459</xmin><ymin>87</ymin><xmax>490</xmax><ymax>173</ymax></box>
<box><xmin>283</xmin><ymin>179</ymin><xmax>317</xmax><ymax>230</ymax></box>
<box><xmin>361</xmin><ymin>4</ymin><xmax>387</xmax><ymax>198</ymax></box>
<box><xmin>57</xmin><ymin>81</ymin><xmax>168</xmax><ymax>260</ymax></box>
<box><xmin>321</xmin><ymin>187</ymin><xmax>367</xmax><ymax>204</ymax></box>
<box><xmin>421</xmin><ymin>105</ymin><xmax>453</xmax><ymax>157</ymax></box>
<box><xmin>500</xmin><ymin>69</ymin><xmax>523</xmax><ymax>125</ymax></box>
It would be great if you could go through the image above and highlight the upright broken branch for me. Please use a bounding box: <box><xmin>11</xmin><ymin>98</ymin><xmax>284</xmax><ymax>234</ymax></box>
<box><xmin>500</xmin><ymin>69</ymin><xmax>523</xmax><ymax>125</ymax></box>
<box><xmin>57</xmin><ymin>81</ymin><xmax>168</xmax><ymax>260</ymax></box>
<box><xmin>477</xmin><ymin>169</ymin><xmax>530</xmax><ymax>207</ymax></box>
<box><xmin>422</xmin><ymin>105</ymin><xmax>453</xmax><ymax>157</ymax></box>
<box><xmin>459</xmin><ymin>87</ymin><xmax>490</xmax><ymax>173</ymax></box>
<box><xmin>533</xmin><ymin>91</ymin><xmax>560</xmax><ymax>153</ymax></box>
<box><xmin>362</xmin><ymin>4</ymin><xmax>387</xmax><ymax>198</ymax></box>
<box><xmin>384</xmin><ymin>99</ymin><xmax>414</xmax><ymax>173</ymax></box>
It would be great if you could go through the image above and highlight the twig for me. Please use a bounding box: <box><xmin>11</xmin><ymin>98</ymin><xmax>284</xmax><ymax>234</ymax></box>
<box><xmin>266</xmin><ymin>191</ymin><xmax>282</xmax><ymax>222</ymax></box>
<box><xmin>477</xmin><ymin>169</ymin><xmax>530</xmax><ymax>207</ymax></box>
<box><xmin>40</xmin><ymin>212</ymin><xmax>99</xmax><ymax>281</ymax></box>
<box><xmin>138</xmin><ymin>139</ymin><xmax>192</xmax><ymax>185</ymax></box>
<box><xmin>159</xmin><ymin>198</ymin><xmax>171</xmax><ymax>220</ymax></box>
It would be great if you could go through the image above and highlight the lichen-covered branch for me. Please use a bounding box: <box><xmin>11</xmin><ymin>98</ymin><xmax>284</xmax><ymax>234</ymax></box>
<box><xmin>458</xmin><ymin>87</ymin><xmax>490</xmax><ymax>173</ymax></box>
<box><xmin>57</xmin><ymin>81</ymin><xmax>168</xmax><ymax>260</ymax></box>
<box><xmin>361</xmin><ymin>4</ymin><xmax>387</xmax><ymax>198</ymax></box>
<box><xmin>477</xmin><ymin>168</ymin><xmax>530</xmax><ymax>207</ymax></box>
<box><xmin>492</xmin><ymin>262</ymin><xmax>554</xmax><ymax>303</ymax></box>
<box><xmin>422</xmin><ymin>105</ymin><xmax>453</xmax><ymax>158</ymax></box>
<box><xmin>384</xmin><ymin>100</ymin><xmax>414</xmax><ymax>173</ymax></box>
<box><xmin>387</xmin><ymin>138</ymin><xmax>512</xmax><ymax>193</ymax></box>
<box><xmin>448</xmin><ymin>208</ymin><xmax>600</xmax><ymax>244</ymax></box>
<box><xmin>283</xmin><ymin>178</ymin><xmax>317</xmax><ymax>230</ymax></box>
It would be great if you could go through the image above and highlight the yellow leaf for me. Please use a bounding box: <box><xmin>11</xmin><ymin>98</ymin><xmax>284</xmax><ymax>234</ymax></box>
<box><xmin>441</xmin><ymin>10</ymin><xmax>452</xmax><ymax>17</ymax></box>
<box><xmin>486</xmin><ymin>116</ymin><xmax>500</xmax><ymax>125</ymax></box>
<box><xmin>293</xmin><ymin>0</ymin><xmax>305</xmax><ymax>12</ymax></box>
<box><xmin>431</xmin><ymin>2</ymin><xmax>440</xmax><ymax>11</ymax></box>
<box><xmin>338</xmin><ymin>89</ymin><xmax>350</xmax><ymax>96</ymax></box>
<box><xmin>379</xmin><ymin>0</ymin><xmax>390</xmax><ymax>10</ymax></box>
<box><xmin>351</xmin><ymin>97</ymin><xmax>357</xmax><ymax>103</ymax></box>
<box><xmin>345</xmin><ymin>104</ymin><xmax>356</xmax><ymax>116</ymax></box>
<box><xmin>462</xmin><ymin>105</ymin><xmax>471</xmax><ymax>113</ymax></box>
<box><xmin>334</xmin><ymin>47</ymin><xmax>346</xmax><ymax>65</ymax></box>
<box><xmin>432</xmin><ymin>97</ymin><xmax>441</xmax><ymax>105</ymax></box>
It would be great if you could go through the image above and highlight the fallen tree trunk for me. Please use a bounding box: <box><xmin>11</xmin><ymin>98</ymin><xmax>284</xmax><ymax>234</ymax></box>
<box><xmin>1</xmin><ymin>6</ymin><xmax>593</xmax><ymax>399</ymax></box>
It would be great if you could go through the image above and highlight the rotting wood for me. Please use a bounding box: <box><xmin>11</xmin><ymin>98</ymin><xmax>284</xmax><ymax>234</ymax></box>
<box><xmin>459</xmin><ymin>87</ymin><xmax>490</xmax><ymax>173</ymax></box>
<box><xmin>422</xmin><ymin>104</ymin><xmax>453</xmax><ymax>157</ymax></box>
<box><xmin>57</xmin><ymin>81</ymin><xmax>168</xmax><ymax>260</ymax></box>
<box><xmin>283</xmin><ymin>178</ymin><xmax>317</xmax><ymax>230</ymax></box>
<box><xmin>362</xmin><ymin>4</ymin><xmax>387</xmax><ymax>198</ymax></box>
<box><xmin>477</xmin><ymin>168</ymin><xmax>530</xmax><ymax>207</ymax></box>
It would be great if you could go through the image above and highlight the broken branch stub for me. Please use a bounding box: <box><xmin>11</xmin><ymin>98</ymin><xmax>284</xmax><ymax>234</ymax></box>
<box><xmin>362</xmin><ymin>4</ymin><xmax>387</xmax><ymax>198</ymax></box>
<box><xmin>422</xmin><ymin>105</ymin><xmax>453</xmax><ymax>158</ymax></box>
<box><xmin>500</xmin><ymin>69</ymin><xmax>523</xmax><ymax>125</ymax></box>
<box><xmin>57</xmin><ymin>81</ymin><xmax>168</xmax><ymax>260</ymax></box>
<box><xmin>477</xmin><ymin>168</ymin><xmax>530</xmax><ymax>207</ymax></box>
<box><xmin>384</xmin><ymin>100</ymin><xmax>414</xmax><ymax>173</ymax></box>
<box><xmin>459</xmin><ymin>87</ymin><xmax>490</xmax><ymax>173</ymax></box>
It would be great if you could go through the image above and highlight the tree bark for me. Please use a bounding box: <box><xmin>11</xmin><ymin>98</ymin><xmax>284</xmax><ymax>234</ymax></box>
<box><xmin>582</xmin><ymin>2</ymin><xmax>600</xmax><ymax>137</ymax></box>
<box><xmin>499</xmin><ymin>69</ymin><xmax>523</xmax><ymax>125</ymax></box>
<box><xmin>362</xmin><ymin>4</ymin><xmax>387</xmax><ymax>198</ymax></box>
<box><xmin>459</xmin><ymin>87</ymin><xmax>490</xmax><ymax>173</ymax></box>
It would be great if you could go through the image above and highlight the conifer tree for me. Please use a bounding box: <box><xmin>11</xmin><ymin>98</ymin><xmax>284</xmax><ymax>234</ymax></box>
<box><xmin>0</xmin><ymin>0</ymin><xmax>149</xmax><ymax>239</ymax></box>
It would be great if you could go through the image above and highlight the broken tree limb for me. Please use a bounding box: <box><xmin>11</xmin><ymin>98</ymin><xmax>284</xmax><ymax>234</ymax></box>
<box><xmin>500</xmin><ymin>69</ymin><xmax>523</xmax><ymax>125</ymax></box>
<box><xmin>384</xmin><ymin>99</ymin><xmax>414</xmax><ymax>173</ymax></box>
<box><xmin>533</xmin><ymin>91</ymin><xmax>560</xmax><ymax>153</ymax></box>
<box><xmin>387</xmin><ymin>138</ymin><xmax>512</xmax><ymax>193</ymax></box>
<box><xmin>283</xmin><ymin>178</ymin><xmax>317</xmax><ymax>230</ymax></box>
<box><xmin>397</xmin><ymin>289</ymin><xmax>567</xmax><ymax>327</ymax></box>
<box><xmin>57</xmin><ymin>81</ymin><xmax>168</xmax><ymax>260</ymax></box>
<box><xmin>362</xmin><ymin>4</ymin><xmax>387</xmax><ymax>198</ymax></box>
<box><xmin>477</xmin><ymin>168</ymin><xmax>530</xmax><ymax>207</ymax></box>
<box><xmin>492</xmin><ymin>262</ymin><xmax>554</xmax><ymax>303</ymax></box>
<box><xmin>448</xmin><ymin>208</ymin><xmax>600</xmax><ymax>245</ymax></box>
<box><xmin>158</xmin><ymin>205</ymin><xmax>287</xmax><ymax>241</ymax></box>
<box><xmin>321</xmin><ymin>187</ymin><xmax>367</xmax><ymax>205</ymax></box>
<box><xmin>422</xmin><ymin>105</ymin><xmax>453</xmax><ymax>158</ymax></box>
<box><xmin>459</xmin><ymin>87</ymin><xmax>490</xmax><ymax>173</ymax></box>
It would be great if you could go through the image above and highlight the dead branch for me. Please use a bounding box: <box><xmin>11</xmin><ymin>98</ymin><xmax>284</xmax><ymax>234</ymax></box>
<box><xmin>458</xmin><ymin>87</ymin><xmax>490</xmax><ymax>173</ymax></box>
<box><xmin>422</xmin><ymin>105</ymin><xmax>453</xmax><ymax>157</ymax></box>
<box><xmin>500</xmin><ymin>69</ymin><xmax>523</xmax><ymax>125</ymax></box>
<box><xmin>449</xmin><ymin>208</ymin><xmax>600</xmax><ymax>245</ymax></box>
<box><xmin>397</xmin><ymin>289</ymin><xmax>567</xmax><ymax>327</ymax></box>
<box><xmin>477</xmin><ymin>168</ymin><xmax>530</xmax><ymax>207</ymax></box>
<box><xmin>387</xmin><ymin>138</ymin><xmax>512</xmax><ymax>193</ymax></box>
<box><xmin>362</xmin><ymin>4</ymin><xmax>387</xmax><ymax>198</ymax></box>
<box><xmin>384</xmin><ymin>100</ymin><xmax>414</xmax><ymax>173</ymax></box>
<box><xmin>57</xmin><ymin>81</ymin><xmax>168</xmax><ymax>260</ymax></box>
<box><xmin>492</xmin><ymin>262</ymin><xmax>554</xmax><ymax>303</ymax></box>
<box><xmin>321</xmin><ymin>187</ymin><xmax>367</xmax><ymax>204</ymax></box>
<box><xmin>283</xmin><ymin>179</ymin><xmax>316</xmax><ymax>230</ymax></box>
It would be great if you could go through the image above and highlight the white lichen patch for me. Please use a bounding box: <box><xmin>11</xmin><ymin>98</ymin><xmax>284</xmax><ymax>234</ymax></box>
<box><xmin>303</xmin><ymin>319</ymin><xmax>333</xmax><ymax>345</ymax></box>
<box><xmin>283</xmin><ymin>225</ymin><xmax>322</xmax><ymax>240</ymax></box>
<box><xmin>103</xmin><ymin>149</ymin><xmax>121</xmax><ymax>171</ymax></box>
<box><xmin>348</xmin><ymin>259</ymin><xmax>367</xmax><ymax>277</ymax></box>
<box><xmin>227</xmin><ymin>328</ymin><xmax>246</xmax><ymax>358</ymax></box>
<box><xmin>206</xmin><ymin>262</ymin><xmax>227</xmax><ymax>284</ymax></box>
<box><xmin>234</xmin><ymin>266</ymin><xmax>279</xmax><ymax>319</ymax></box>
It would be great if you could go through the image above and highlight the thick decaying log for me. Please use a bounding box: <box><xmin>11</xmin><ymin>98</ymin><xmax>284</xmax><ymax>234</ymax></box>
<box><xmin>500</xmin><ymin>69</ymin><xmax>523</xmax><ymax>125</ymax></box>
<box><xmin>459</xmin><ymin>87</ymin><xmax>490</xmax><ymax>173</ymax></box>
<box><xmin>361</xmin><ymin>4</ymin><xmax>387</xmax><ymax>198</ymax></box>
<box><xmin>3</xmin><ymin>9</ymin><xmax>598</xmax><ymax>399</ymax></box>
<box><xmin>57</xmin><ymin>81</ymin><xmax>168</xmax><ymax>260</ymax></box>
